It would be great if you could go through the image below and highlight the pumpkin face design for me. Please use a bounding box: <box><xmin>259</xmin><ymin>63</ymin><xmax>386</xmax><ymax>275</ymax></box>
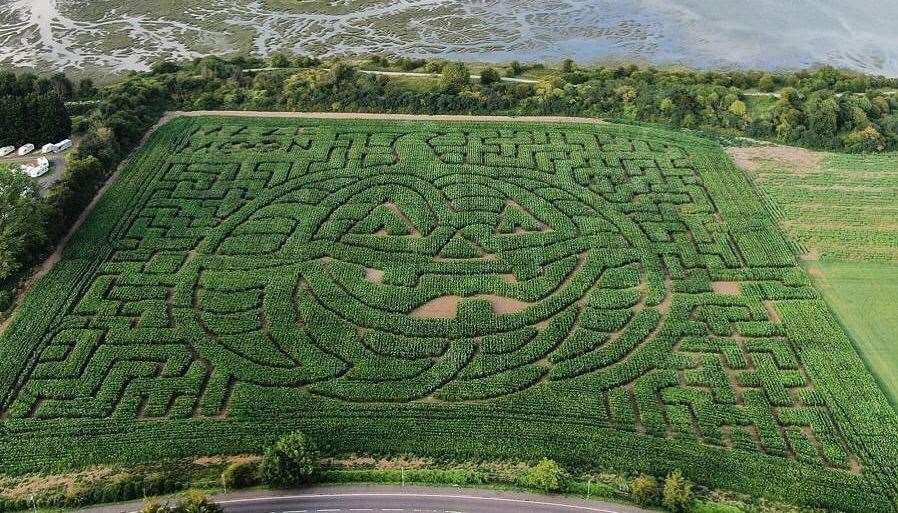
<box><xmin>190</xmin><ymin>132</ymin><xmax>658</xmax><ymax>402</ymax></box>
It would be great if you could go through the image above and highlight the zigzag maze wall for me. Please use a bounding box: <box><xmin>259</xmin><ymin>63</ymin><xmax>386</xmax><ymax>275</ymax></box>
<box><xmin>1</xmin><ymin>117</ymin><xmax>896</xmax><ymax>511</ymax></box>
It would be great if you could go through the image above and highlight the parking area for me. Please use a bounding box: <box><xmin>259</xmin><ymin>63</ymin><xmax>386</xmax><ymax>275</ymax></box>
<box><xmin>0</xmin><ymin>147</ymin><xmax>71</xmax><ymax>196</ymax></box>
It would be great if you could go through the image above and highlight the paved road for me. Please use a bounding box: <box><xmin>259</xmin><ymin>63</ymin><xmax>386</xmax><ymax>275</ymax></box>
<box><xmin>73</xmin><ymin>486</ymin><xmax>651</xmax><ymax>513</ymax></box>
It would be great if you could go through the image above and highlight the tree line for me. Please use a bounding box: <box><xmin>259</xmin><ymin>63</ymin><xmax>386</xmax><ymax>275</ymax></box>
<box><xmin>151</xmin><ymin>55</ymin><xmax>898</xmax><ymax>152</ymax></box>
<box><xmin>0</xmin><ymin>71</ymin><xmax>80</xmax><ymax>147</ymax></box>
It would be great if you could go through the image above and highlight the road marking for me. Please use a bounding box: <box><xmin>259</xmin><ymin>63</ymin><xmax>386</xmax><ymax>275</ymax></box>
<box><xmin>215</xmin><ymin>492</ymin><xmax>625</xmax><ymax>512</ymax></box>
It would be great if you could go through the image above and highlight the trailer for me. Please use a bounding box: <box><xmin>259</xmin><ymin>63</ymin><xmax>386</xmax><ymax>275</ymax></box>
<box><xmin>0</xmin><ymin>146</ymin><xmax>13</xmax><ymax>157</ymax></box>
<box><xmin>17</xmin><ymin>144</ymin><xmax>35</xmax><ymax>156</ymax></box>
<box><xmin>54</xmin><ymin>139</ymin><xmax>73</xmax><ymax>152</ymax></box>
<box><xmin>22</xmin><ymin>157</ymin><xmax>50</xmax><ymax>178</ymax></box>
<box><xmin>41</xmin><ymin>143</ymin><xmax>56</xmax><ymax>154</ymax></box>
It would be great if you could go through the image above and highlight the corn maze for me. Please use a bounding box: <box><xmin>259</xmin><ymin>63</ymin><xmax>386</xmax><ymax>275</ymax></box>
<box><xmin>1</xmin><ymin>117</ymin><xmax>897</xmax><ymax>511</ymax></box>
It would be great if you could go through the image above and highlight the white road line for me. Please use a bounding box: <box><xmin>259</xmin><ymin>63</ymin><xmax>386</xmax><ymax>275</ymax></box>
<box><xmin>214</xmin><ymin>493</ymin><xmax>624</xmax><ymax>513</ymax></box>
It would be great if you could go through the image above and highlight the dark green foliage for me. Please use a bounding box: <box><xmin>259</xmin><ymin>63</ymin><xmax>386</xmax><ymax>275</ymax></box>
<box><xmin>269</xmin><ymin>53</ymin><xmax>291</xmax><ymax>69</ymax></box>
<box><xmin>0</xmin><ymin>92</ymin><xmax>71</xmax><ymax>147</ymax></box>
<box><xmin>0</xmin><ymin>288</ymin><xmax>12</xmax><ymax>312</ymax></box>
<box><xmin>260</xmin><ymin>432</ymin><xmax>320</xmax><ymax>487</ymax></box>
<box><xmin>44</xmin><ymin>153</ymin><xmax>106</xmax><ymax>240</ymax></box>
<box><xmin>0</xmin><ymin>168</ymin><xmax>48</xmax><ymax>282</ymax></box>
<box><xmin>480</xmin><ymin>67</ymin><xmax>501</xmax><ymax>86</ymax></box>
<box><xmin>441</xmin><ymin>62</ymin><xmax>471</xmax><ymax>93</ymax></box>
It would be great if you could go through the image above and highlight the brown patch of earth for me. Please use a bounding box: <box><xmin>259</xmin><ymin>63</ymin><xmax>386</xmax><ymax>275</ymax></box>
<box><xmin>727</xmin><ymin>146</ymin><xmax>824</xmax><ymax>175</ymax></box>
<box><xmin>324</xmin><ymin>455</ymin><xmax>433</xmax><ymax>470</ymax></box>
<box><xmin>798</xmin><ymin>248</ymin><xmax>821</xmax><ymax>261</ymax></box>
<box><xmin>487</xmin><ymin>295</ymin><xmax>531</xmax><ymax>315</ymax></box>
<box><xmin>712</xmin><ymin>281</ymin><xmax>742</xmax><ymax>295</ymax></box>
<box><xmin>365</xmin><ymin>267</ymin><xmax>385</xmax><ymax>284</ymax></box>
<box><xmin>410</xmin><ymin>294</ymin><xmax>533</xmax><ymax>319</ymax></box>
<box><xmin>411</xmin><ymin>295</ymin><xmax>460</xmax><ymax>319</ymax></box>
<box><xmin>763</xmin><ymin>300</ymin><xmax>783</xmax><ymax>325</ymax></box>
<box><xmin>192</xmin><ymin>454</ymin><xmax>260</xmax><ymax>466</ymax></box>
<box><xmin>500</xmin><ymin>273</ymin><xmax>518</xmax><ymax>284</ymax></box>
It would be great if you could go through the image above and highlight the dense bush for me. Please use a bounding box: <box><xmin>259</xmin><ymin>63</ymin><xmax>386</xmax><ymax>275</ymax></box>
<box><xmin>220</xmin><ymin>461</ymin><xmax>260</xmax><ymax>490</ymax></box>
<box><xmin>631</xmin><ymin>473</ymin><xmax>660</xmax><ymax>506</ymax></box>
<box><xmin>480</xmin><ymin>67</ymin><xmax>501</xmax><ymax>85</ymax></box>
<box><xmin>663</xmin><ymin>471</ymin><xmax>694</xmax><ymax>513</ymax></box>
<box><xmin>0</xmin><ymin>289</ymin><xmax>12</xmax><ymax>312</ymax></box>
<box><xmin>260</xmin><ymin>432</ymin><xmax>320</xmax><ymax>488</ymax></box>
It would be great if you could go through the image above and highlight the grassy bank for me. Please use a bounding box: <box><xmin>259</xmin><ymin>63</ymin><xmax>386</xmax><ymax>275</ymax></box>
<box><xmin>0</xmin><ymin>454</ymin><xmax>821</xmax><ymax>513</ymax></box>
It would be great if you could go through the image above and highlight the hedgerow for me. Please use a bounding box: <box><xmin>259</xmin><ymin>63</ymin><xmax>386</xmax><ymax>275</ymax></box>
<box><xmin>0</xmin><ymin>116</ymin><xmax>896</xmax><ymax>512</ymax></box>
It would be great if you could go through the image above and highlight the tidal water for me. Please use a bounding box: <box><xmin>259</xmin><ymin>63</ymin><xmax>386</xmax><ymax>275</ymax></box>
<box><xmin>1</xmin><ymin>0</ymin><xmax>896</xmax><ymax>76</ymax></box>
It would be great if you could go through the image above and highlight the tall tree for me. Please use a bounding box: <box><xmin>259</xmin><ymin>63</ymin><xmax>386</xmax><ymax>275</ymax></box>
<box><xmin>0</xmin><ymin>167</ymin><xmax>48</xmax><ymax>281</ymax></box>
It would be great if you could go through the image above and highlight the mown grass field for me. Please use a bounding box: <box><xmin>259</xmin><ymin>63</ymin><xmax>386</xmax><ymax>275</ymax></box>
<box><xmin>1</xmin><ymin>117</ymin><xmax>897</xmax><ymax>511</ymax></box>
<box><xmin>735</xmin><ymin>148</ymin><xmax>898</xmax><ymax>408</ymax></box>
<box><xmin>805</xmin><ymin>261</ymin><xmax>898</xmax><ymax>403</ymax></box>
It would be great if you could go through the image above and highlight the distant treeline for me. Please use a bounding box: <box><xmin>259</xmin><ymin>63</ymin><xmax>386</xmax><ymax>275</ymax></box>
<box><xmin>0</xmin><ymin>72</ymin><xmax>79</xmax><ymax>147</ymax></box>
<box><xmin>141</xmin><ymin>55</ymin><xmax>898</xmax><ymax>152</ymax></box>
<box><xmin>3</xmin><ymin>55</ymin><xmax>898</xmax><ymax>304</ymax></box>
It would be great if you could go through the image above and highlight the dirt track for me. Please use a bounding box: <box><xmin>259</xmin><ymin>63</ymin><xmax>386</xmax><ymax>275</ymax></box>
<box><xmin>167</xmin><ymin>110</ymin><xmax>606</xmax><ymax>124</ymax></box>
